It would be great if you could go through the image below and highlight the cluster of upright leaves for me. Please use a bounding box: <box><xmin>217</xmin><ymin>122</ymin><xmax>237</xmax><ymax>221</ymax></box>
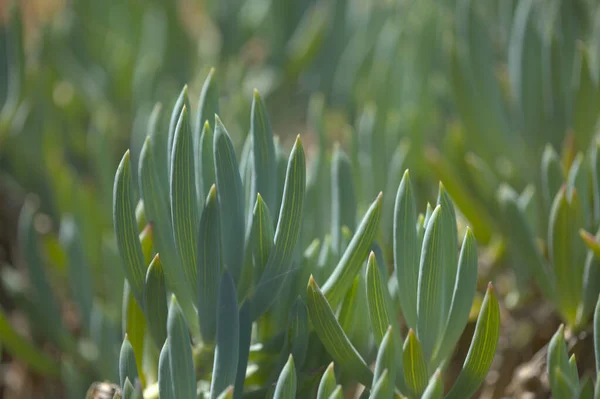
<box><xmin>546</xmin><ymin>296</ymin><xmax>600</xmax><ymax>399</ymax></box>
<box><xmin>306</xmin><ymin>170</ymin><xmax>500</xmax><ymax>398</ymax></box>
<box><xmin>498</xmin><ymin>142</ymin><xmax>600</xmax><ymax>329</ymax></box>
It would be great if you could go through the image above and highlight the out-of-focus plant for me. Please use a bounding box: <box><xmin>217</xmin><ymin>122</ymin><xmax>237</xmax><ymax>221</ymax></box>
<box><xmin>545</xmin><ymin>296</ymin><xmax>600</xmax><ymax>399</ymax></box>
<box><xmin>495</xmin><ymin>142</ymin><xmax>600</xmax><ymax>330</ymax></box>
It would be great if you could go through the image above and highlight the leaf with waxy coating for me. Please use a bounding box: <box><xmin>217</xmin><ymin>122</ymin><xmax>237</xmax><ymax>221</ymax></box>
<box><xmin>144</xmin><ymin>255</ymin><xmax>168</xmax><ymax>347</ymax></box>
<box><xmin>317</xmin><ymin>363</ymin><xmax>337</xmax><ymax>399</ymax></box>
<box><xmin>167</xmin><ymin>296</ymin><xmax>195</xmax><ymax>399</ymax></box>
<box><xmin>274</xmin><ymin>355</ymin><xmax>297</xmax><ymax>399</ymax></box>
<box><xmin>214</xmin><ymin>117</ymin><xmax>245</xmax><ymax>283</ymax></box>
<box><xmin>306</xmin><ymin>276</ymin><xmax>372</xmax><ymax>386</ymax></box>
<box><xmin>403</xmin><ymin>330</ymin><xmax>427</xmax><ymax>397</ymax></box>
<box><xmin>322</xmin><ymin>193</ymin><xmax>382</xmax><ymax>308</ymax></box>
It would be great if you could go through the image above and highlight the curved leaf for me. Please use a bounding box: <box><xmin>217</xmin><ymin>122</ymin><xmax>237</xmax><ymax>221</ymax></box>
<box><xmin>119</xmin><ymin>336</ymin><xmax>138</xmax><ymax>388</ymax></box>
<box><xmin>393</xmin><ymin>170</ymin><xmax>418</xmax><ymax>331</ymax></box>
<box><xmin>170</xmin><ymin>106</ymin><xmax>199</xmax><ymax>297</ymax></box>
<box><xmin>211</xmin><ymin>271</ymin><xmax>240</xmax><ymax>398</ymax></box>
<box><xmin>197</xmin><ymin>184</ymin><xmax>222</xmax><ymax>344</ymax></box>
<box><xmin>436</xmin><ymin>184</ymin><xmax>458</xmax><ymax>320</ymax></box>
<box><xmin>422</xmin><ymin>370</ymin><xmax>443</xmax><ymax>399</ymax></box>
<box><xmin>306</xmin><ymin>276</ymin><xmax>372</xmax><ymax>386</ymax></box>
<box><xmin>322</xmin><ymin>193</ymin><xmax>382</xmax><ymax>308</ymax></box>
<box><xmin>251</xmin><ymin>89</ymin><xmax>277</xmax><ymax>211</ymax></box>
<box><xmin>158</xmin><ymin>342</ymin><xmax>174</xmax><ymax>399</ymax></box>
<box><xmin>252</xmin><ymin>194</ymin><xmax>274</xmax><ymax>284</ymax></box>
<box><xmin>445</xmin><ymin>284</ymin><xmax>500</xmax><ymax>399</ymax></box>
<box><xmin>167</xmin><ymin>296</ymin><xmax>195</xmax><ymax>399</ymax></box>
<box><xmin>252</xmin><ymin>136</ymin><xmax>306</xmax><ymax>320</ymax></box>
<box><xmin>370</xmin><ymin>369</ymin><xmax>391</xmax><ymax>399</ymax></box>
<box><xmin>373</xmin><ymin>327</ymin><xmax>395</xmax><ymax>391</ymax></box>
<box><xmin>114</xmin><ymin>151</ymin><xmax>146</xmax><ymax>306</ymax></box>
<box><xmin>214</xmin><ymin>116</ymin><xmax>245</xmax><ymax>283</ymax></box>
<box><xmin>274</xmin><ymin>355</ymin><xmax>297</xmax><ymax>399</ymax></box>
<box><xmin>331</xmin><ymin>145</ymin><xmax>357</xmax><ymax>254</ymax></box>
<box><xmin>144</xmin><ymin>254</ymin><xmax>168</xmax><ymax>348</ymax></box>
<box><xmin>403</xmin><ymin>330</ymin><xmax>428</xmax><ymax>397</ymax></box>
<box><xmin>366</xmin><ymin>252</ymin><xmax>391</xmax><ymax>345</ymax></box>
<box><xmin>317</xmin><ymin>363</ymin><xmax>337</xmax><ymax>399</ymax></box>
<box><xmin>416</xmin><ymin>205</ymin><xmax>444</xmax><ymax>360</ymax></box>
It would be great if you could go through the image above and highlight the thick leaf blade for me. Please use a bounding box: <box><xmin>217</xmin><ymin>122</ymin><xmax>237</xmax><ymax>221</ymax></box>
<box><xmin>252</xmin><ymin>194</ymin><xmax>274</xmax><ymax>284</ymax></box>
<box><xmin>542</xmin><ymin>144</ymin><xmax>565</xmax><ymax>211</ymax></box>
<box><xmin>366</xmin><ymin>252</ymin><xmax>391</xmax><ymax>345</ymax></box>
<box><xmin>170</xmin><ymin>106</ymin><xmax>199</xmax><ymax>298</ymax></box>
<box><xmin>317</xmin><ymin>363</ymin><xmax>337</xmax><ymax>399</ymax></box>
<box><xmin>432</xmin><ymin>228</ymin><xmax>478</xmax><ymax>367</ymax></box>
<box><xmin>251</xmin><ymin>89</ymin><xmax>277</xmax><ymax>211</ymax></box>
<box><xmin>421</xmin><ymin>370</ymin><xmax>443</xmax><ymax>399</ymax></box>
<box><xmin>274</xmin><ymin>355</ymin><xmax>297</xmax><ymax>399</ymax></box>
<box><xmin>211</xmin><ymin>271</ymin><xmax>240</xmax><ymax>398</ymax></box>
<box><xmin>144</xmin><ymin>254</ymin><xmax>168</xmax><ymax>348</ymax></box>
<box><xmin>393</xmin><ymin>170</ymin><xmax>418</xmax><ymax>331</ymax></box>
<box><xmin>444</xmin><ymin>284</ymin><xmax>500</xmax><ymax>399</ymax></box>
<box><xmin>119</xmin><ymin>336</ymin><xmax>138</xmax><ymax>389</ymax></box>
<box><xmin>436</xmin><ymin>184</ymin><xmax>458</xmax><ymax>320</ymax></box>
<box><xmin>403</xmin><ymin>330</ymin><xmax>428</xmax><ymax>397</ymax></box>
<box><xmin>416</xmin><ymin>205</ymin><xmax>445</xmax><ymax>361</ymax></box>
<box><xmin>197</xmin><ymin>184</ymin><xmax>222</xmax><ymax>344</ymax></box>
<box><xmin>373</xmin><ymin>327</ymin><xmax>395</xmax><ymax>391</ymax></box>
<box><xmin>113</xmin><ymin>151</ymin><xmax>146</xmax><ymax>306</ymax></box>
<box><xmin>306</xmin><ymin>276</ymin><xmax>372</xmax><ymax>386</ymax></box>
<box><xmin>158</xmin><ymin>342</ymin><xmax>174</xmax><ymax>399</ymax></box>
<box><xmin>234</xmin><ymin>301</ymin><xmax>252</xmax><ymax>399</ymax></box>
<box><xmin>252</xmin><ymin>136</ymin><xmax>306</xmax><ymax>320</ymax></box>
<box><xmin>331</xmin><ymin>145</ymin><xmax>357</xmax><ymax>254</ymax></box>
<box><xmin>370</xmin><ymin>370</ymin><xmax>391</xmax><ymax>399</ymax></box>
<box><xmin>167</xmin><ymin>86</ymin><xmax>190</xmax><ymax>171</ymax></box>
<box><xmin>214</xmin><ymin>117</ymin><xmax>245</xmax><ymax>283</ymax></box>
<box><xmin>167</xmin><ymin>296</ymin><xmax>196</xmax><ymax>399</ymax></box>
<box><xmin>322</xmin><ymin>193</ymin><xmax>382</xmax><ymax>309</ymax></box>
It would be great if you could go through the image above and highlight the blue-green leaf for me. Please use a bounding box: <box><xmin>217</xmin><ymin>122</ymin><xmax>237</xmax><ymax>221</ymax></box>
<box><xmin>252</xmin><ymin>136</ymin><xmax>306</xmax><ymax>320</ymax></box>
<box><xmin>144</xmin><ymin>254</ymin><xmax>168</xmax><ymax>348</ymax></box>
<box><xmin>417</xmin><ymin>205</ymin><xmax>444</xmax><ymax>361</ymax></box>
<box><xmin>251</xmin><ymin>89</ymin><xmax>277</xmax><ymax>212</ymax></box>
<box><xmin>373</xmin><ymin>327</ymin><xmax>395</xmax><ymax>391</ymax></box>
<box><xmin>158</xmin><ymin>342</ymin><xmax>174</xmax><ymax>399</ymax></box>
<box><xmin>211</xmin><ymin>271</ymin><xmax>240</xmax><ymax>398</ymax></box>
<box><xmin>214</xmin><ymin>116</ymin><xmax>245</xmax><ymax>284</ymax></box>
<box><xmin>421</xmin><ymin>370</ymin><xmax>443</xmax><ymax>399</ymax></box>
<box><xmin>306</xmin><ymin>276</ymin><xmax>372</xmax><ymax>386</ymax></box>
<box><xmin>317</xmin><ymin>363</ymin><xmax>337</xmax><ymax>399</ymax></box>
<box><xmin>119</xmin><ymin>336</ymin><xmax>138</xmax><ymax>389</ymax></box>
<box><xmin>394</xmin><ymin>170</ymin><xmax>418</xmax><ymax>331</ymax></box>
<box><xmin>197</xmin><ymin>184</ymin><xmax>222</xmax><ymax>344</ymax></box>
<box><xmin>322</xmin><ymin>193</ymin><xmax>382</xmax><ymax>309</ymax></box>
<box><xmin>167</xmin><ymin>86</ymin><xmax>190</xmax><ymax>171</ymax></box>
<box><xmin>234</xmin><ymin>301</ymin><xmax>252</xmax><ymax>399</ymax></box>
<box><xmin>370</xmin><ymin>369</ymin><xmax>391</xmax><ymax>399</ymax></box>
<box><xmin>432</xmin><ymin>228</ymin><xmax>478</xmax><ymax>367</ymax></box>
<box><xmin>170</xmin><ymin>106</ymin><xmax>199</xmax><ymax>298</ymax></box>
<box><xmin>436</xmin><ymin>184</ymin><xmax>458</xmax><ymax>321</ymax></box>
<box><xmin>445</xmin><ymin>284</ymin><xmax>500</xmax><ymax>399</ymax></box>
<box><xmin>59</xmin><ymin>215</ymin><xmax>93</xmax><ymax>332</ymax></box>
<box><xmin>541</xmin><ymin>144</ymin><xmax>564</xmax><ymax>211</ymax></box>
<box><xmin>274</xmin><ymin>355</ymin><xmax>297</xmax><ymax>399</ymax></box>
<box><xmin>331</xmin><ymin>145</ymin><xmax>357</xmax><ymax>254</ymax></box>
<box><xmin>595</xmin><ymin>295</ymin><xmax>600</xmax><ymax>375</ymax></box>
<box><xmin>167</xmin><ymin>296</ymin><xmax>196</xmax><ymax>399</ymax></box>
<box><xmin>366</xmin><ymin>252</ymin><xmax>391</xmax><ymax>345</ymax></box>
<box><xmin>403</xmin><ymin>330</ymin><xmax>428</xmax><ymax>397</ymax></box>
<box><xmin>200</xmin><ymin>121</ymin><xmax>216</xmax><ymax>202</ymax></box>
<box><xmin>113</xmin><ymin>151</ymin><xmax>146</xmax><ymax>306</ymax></box>
<box><xmin>252</xmin><ymin>194</ymin><xmax>274</xmax><ymax>285</ymax></box>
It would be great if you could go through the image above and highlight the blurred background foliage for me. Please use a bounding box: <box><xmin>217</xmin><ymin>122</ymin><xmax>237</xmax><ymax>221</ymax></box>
<box><xmin>2</xmin><ymin>0</ymin><xmax>600</xmax><ymax>397</ymax></box>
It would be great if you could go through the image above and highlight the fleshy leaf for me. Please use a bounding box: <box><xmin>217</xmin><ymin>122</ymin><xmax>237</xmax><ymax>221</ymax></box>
<box><xmin>366</xmin><ymin>252</ymin><xmax>391</xmax><ymax>345</ymax></box>
<box><xmin>306</xmin><ymin>276</ymin><xmax>372</xmax><ymax>386</ymax></box>
<box><xmin>251</xmin><ymin>89</ymin><xmax>277</xmax><ymax>212</ymax></box>
<box><xmin>144</xmin><ymin>254</ymin><xmax>168</xmax><ymax>348</ymax></box>
<box><xmin>167</xmin><ymin>296</ymin><xmax>195</xmax><ymax>399</ymax></box>
<box><xmin>317</xmin><ymin>363</ymin><xmax>337</xmax><ymax>399</ymax></box>
<box><xmin>393</xmin><ymin>170</ymin><xmax>418</xmax><ymax>331</ymax></box>
<box><xmin>403</xmin><ymin>330</ymin><xmax>428</xmax><ymax>397</ymax></box>
<box><xmin>274</xmin><ymin>355</ymin><xmax>297</xmax><ymax>399</ymax></box>
<box><xmin>322</xmin><ymin>193</ymin><xmax>382</xmax><ymax>308</ymax></box>
<box><xmin>331</xmin><ymin>145</ymin><xmax>357</xmax><ymax>254</ymax></box>
<box><xmin>444</xmin><ymin>284</ymin><xmax>500</xmax><ymax>399</ymax></box>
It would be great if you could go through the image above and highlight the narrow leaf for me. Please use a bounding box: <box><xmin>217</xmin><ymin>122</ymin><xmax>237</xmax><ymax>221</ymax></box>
<box><xmin>144</xmin><ymin>254</ymin><xmax>168</xmax><ymax>348</ymax></box>
<box><xmin>252</xmin><ymin>136</ymin><xmax>306</xmax><ymax>320</ymax></box>
<box><xmin>306</xmin><ymin>276</ymin><xmax>373</xmax><ymax>386</ymax></box>
<box><xmin>436</xmin><ymin>183</ymin><xmax>458</xmax><ymax>320</ymax></box>
<box><xmin>252</xmin><ymin>194</ymin><xmax>274</xmax><ymax>284</ymax></box>
<box><xmin>170</xmin><ymin>106</ymin><xmax>199</xmax><ymax>297</ymax></box>
<box><xmin>373</xmin><ymin>327</ymin><xmax>395</xmax><ymax>391</ymax></box>
<box><xmin>113</xmin><ymin>151</ymin><xmax>146</xmax><ymax>306</ymax></box>
<box><xmin>119</xmin><ymin>336</ymin><xmax>138</xmax><ymax>388</ymax></box>
<box><xmin>322</xmin><ymin>193</ymin><xmax>382</xmax><ymax>308</ymax></box>
<box><xmin>274</xmin><ymin>355</ymin><xmax>297</xmax><ymax>399</ymax></box>
<box><xmin>421</xmin><ymin>370</ymin><xmax>443</xmax><ymax>399</ymax></box>
<box><xmin>251</xmin><ymin>89</ymin><xmax>277</xmax><ymax>211</ymax></box>
<box><xmin>214</xmin><ymin>116</ymin><xmax>245</xmax><ymax>283</ymax></box>
<box><xmin>234</xmin><ymin>301</ymin><xmax>252</xmax><ymax>399</ymax></box>
<box><xmin>370</xmin><ymin>369</ymin><xmax>391</xmax><ymax>399</ymax></box>
<box><xmin>317</xmin><ymin>363</ymin><xmax>337</xmax><ymax>399</ymax></box>
<box><xmin>158</xmin><ymin>342</ymin><xmax>174</xmax><ymax>399</ymax></box>
<box><xmin>167</xmin><ymin>296</ymin><xmax>196</xmax><ymax>399</ymax></box>
<box><xmin>403</xmin><ymin>330</ymin><xmax>428</xmax><ymax>397</ymax></box>
<box><xmin>445</xmin><ymin>284</ymin><xmax>500</xmax><ymax>399</ymax></box>
<box><xmin>416</xmin><ymin>205</ymin><xmax>445</xmax><ymax>361</ymax></box>
<box><xmin>197</xmin><ymin>184</ymin><xmax>221</xmax><ymax>344</ymax></box>
<box><xmin>331</xmin><ymin>145</ymin><xmax>357</xmax><ymax>254</ymax></box>
<box><xmin>211</xmin><ymin>271</ymin><xmax>240</xmax><ymax>398</ymax></box>
<box><xmin>366</xmin><ymin>252</ymin><xmax>391</xmax><ymax>345</ymax></box>
<box><xmin>542</xmin><ymin>144</ymin><xmax>565</xmax><ymax>211</ymax></box>
<box><xmin>167</xmin><ymin>86</ymin><xmax>190</xmax><ymax>170</ymax></box>
<box><xmin>393</xmin><ymin>170</ymin><xmax>418</xmax><ymax>330</ymax></box>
